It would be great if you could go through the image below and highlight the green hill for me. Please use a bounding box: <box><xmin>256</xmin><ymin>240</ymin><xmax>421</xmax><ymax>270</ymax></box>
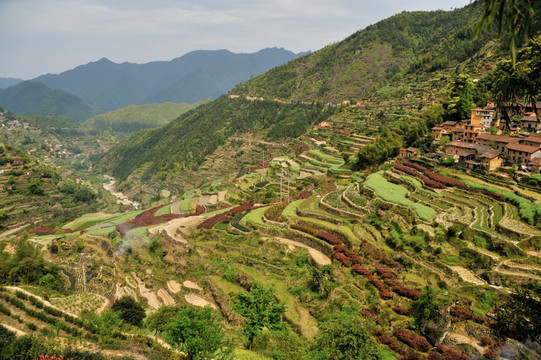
<box><xmin>98</xmin><ymin>4</ymin><xmax>503</xmax><ymax>189</ymax></box>
<box><xmin>98</xmin><ymin>96</ymin><xmax>334</xmax><ymax>183</ymax></box>
<box><xmin>232</xmin><ymin>5</ymin><xmax>496</xmax><ymax>104</ymax></box>
<box><xmin>33</xmin><ymin>48</ymin><xmax>305</xmax><ymax>110</ymax></box>
<box><xmin>0</xmin><ymin>81</ymin><xmax>102</xmax><ymax>122</ymax></box>
<box><xmin>84</xmin><ymin>100</ymin><xmax>210</xmax><ymax>133</ymax></box>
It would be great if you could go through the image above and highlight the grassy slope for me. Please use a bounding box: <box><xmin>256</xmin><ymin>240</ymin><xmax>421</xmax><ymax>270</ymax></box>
<box><xmin>84</xmin><ymin>100</ymin><xmax>210</xmax><ymax>132</ymax></box>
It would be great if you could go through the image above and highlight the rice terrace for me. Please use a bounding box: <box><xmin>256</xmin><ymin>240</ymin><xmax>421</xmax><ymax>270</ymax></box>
<box><xmin>1</xmin><ymin>1</ymin><xmax>541</xmax><ymax>359</ymax></box>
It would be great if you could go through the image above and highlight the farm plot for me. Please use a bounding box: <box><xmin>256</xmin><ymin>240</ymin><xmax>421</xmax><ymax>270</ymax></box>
<box><xmin>50</xmin><ymin>292</ymin><xmax>108</xmax><ymax>316</ymax></box>
<box><xmin>365</xmin><ymin>171</ymin><xmax>435</xmax><ymax>222</ymax></box>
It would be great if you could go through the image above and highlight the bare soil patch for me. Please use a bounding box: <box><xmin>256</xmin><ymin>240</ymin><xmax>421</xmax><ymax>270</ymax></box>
<box><xmin>274</xmin><ymin>237</ymin><xmax>331</xmax><ymax>266</ymax></box>
<box><xmin>448</xmin><ymin>266</ymin><xmax>486</xmax><ymax>286</ymax></box>
<box><xmin>167</xmin><ymin>280</ymin><xmax>182</xmax><ymax>294</ymax></box>
<box><xmin>131</xmin><ymin>272</ymin><xmax>161</xmax><ymax>309</ymax></box>
<box><xmin>157</xmin><ymin>289</ymin><xmax>176</xmax><ymax>306</ymax></box>
<box><xmin>183</xmin><ymin>280</ymin><xmax>203</xmax><ymax>291</ymax></box>
<box><xmin>148</xmin><ymin>215</ymin><xmax>206</xmax><ymax>243</ymax></box>
<box><xmin>184</xmin><ymin>293</ymin><xmax>217</xmax><ymax>309</ymax></box>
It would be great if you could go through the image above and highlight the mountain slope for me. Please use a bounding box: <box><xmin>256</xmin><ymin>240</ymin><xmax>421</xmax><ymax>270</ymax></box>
<box><xmin>0</xmin><ymin>81</ymin><xmax>102</xmax><ymax>121</ymax></box>
<box><xmin>98</xmin><ymin>96</ymin><xmax>333</xmax><ymax>182</ymax></box>
<box><xmin>33</xmin><ymin>48</ymin><xmax>305</xmax><ymax>110</ymax></box>
<box><xmin>84</xmin><ymin>99</ymin><xmax>210</xmax><ymax>132</ymax></box>
<box><xmin>98</xmin><ymin>4</ymin><xmax>503</xmax><ymax>188</ymax></box>
<box><xmin>0</xmin><ymin>77</ymin><xmax>23</xmax><ymax>89</ymax></box>
<box><xmin>232</xmin><ymin>5</ymin><xmax>494</xmax><ymax>104</ymax></box>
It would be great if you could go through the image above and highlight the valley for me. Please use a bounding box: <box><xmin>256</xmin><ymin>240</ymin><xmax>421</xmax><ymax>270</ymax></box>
<box><xmin>0</xmin><ymin>2</ymin><xmax>540</xmax><ymax>360</ymax></box>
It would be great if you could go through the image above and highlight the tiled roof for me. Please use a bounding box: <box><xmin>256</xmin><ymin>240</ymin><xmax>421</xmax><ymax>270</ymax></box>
<box><xmin>479</xmin><ymin>150</ymin><xmax>501</xmax><ymax>159</ymax></box>
<box><xmin>521</xmin><ymin>136</ymin><xmax>541</xmax><ymax>145</ymax></box>
<box><xmin>506</xmin><ymin>143</ymin><xmax>541</xmax><ymax>153</ymax></box>
<box><xmin>476</xmin><ymin>133</ymin><xmax>520</xmax><ymax>143</ymax></box>
<box><xmin>447</xmin><ymin>141</ymin><xmax>476</xmax><ymax>149</ymax></box>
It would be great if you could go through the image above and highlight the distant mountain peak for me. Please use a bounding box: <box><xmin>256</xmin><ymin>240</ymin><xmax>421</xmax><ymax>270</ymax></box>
<box><xmin>32</xmin><ymin>48</ymin><xmax>304</xmax><ymax>110</ymax></box>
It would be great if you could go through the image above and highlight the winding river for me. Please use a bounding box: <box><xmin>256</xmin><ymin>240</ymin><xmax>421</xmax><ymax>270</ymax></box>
<box><xmin>102</xmin><ymin>175</ymin><xmax>141</xmax><ymax>209</ymax></box>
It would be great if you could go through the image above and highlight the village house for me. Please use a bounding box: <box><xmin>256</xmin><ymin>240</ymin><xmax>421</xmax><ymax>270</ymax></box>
<box><xmin>465</xmin><ymin>149</ymin><xmax>504</xmax><ymax>172</ymax></box>
<box><xmin>520</xmin><ymin>114</ymin><xmax>541</xmax><ymax>132</ymax></box>
<box><xmin>399</xmin><ymin>147</ymin><xmax>418</xmax><ymax>158</ymax></box>
<box><xmin>431</xmin><ymin>126</ymin><xmax>444</xmax><ymax>139</ymax></box>
<box><xmin>444</xmin><ymin>141</ymin><xmax>503</xmax><ymax>171</ymax></box>
<box><xmin>470</xmin><ymin>106</ymin><xmax>497</xmax><ymax>129</ymax></box>
<box><xmin>475</xmin><ymin>133</ymin><xmax>521</xmax><ymax>152</ymax></box>
<box><xmin>530</xmin><ymin>157</ymin><xmax>541</xmax><ymax>174</ymax></box>
<box><xmin>463</xmin><ymin>123</ymin><xmax>485</xmax><ymax>143</ymax></box>
<box><xmin>12</xmin><ymin>157</ymin><xmax>24</xmax><ymax>166</ymax></box>
<box><xmin>506</xmin><ymin>143</ymin><xmax>541</xmax><ymax>164</ymax></box>
<box><xmin>520</xmin><ymin>133</ymin><xmax>541</xmax><ymax>147</ymax></box>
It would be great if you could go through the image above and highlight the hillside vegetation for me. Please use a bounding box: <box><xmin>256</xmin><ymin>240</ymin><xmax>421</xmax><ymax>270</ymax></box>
<box><xmin>98</xmin><ymin>96</ymin><xmax>334</xmax><ymax>183</ymax></box>
<box><xmin>232</xmin><ymin>4</ymin><xmax>495</xmax><ymax>104</ymax></box>
<box><xmin>33</xmin><ymin>48</ymin><xmax>305</xmax><ymax>110</ymax></box>
<box><xmin>84</xmin><ymin>100</ymin><xmax>210</xmax><ymax>133</ymax></box>
<box><xmin>0</xmin><ymin>81</ymin><xmax>102</xmax><ymax>122</ymax></box>
<box><xmin>97</xmin><ymin>4</ymin><xmax>507</xmax><ymax>196</ymax></box>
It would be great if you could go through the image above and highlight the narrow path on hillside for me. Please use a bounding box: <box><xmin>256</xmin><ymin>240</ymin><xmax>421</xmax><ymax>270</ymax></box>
<box><xmin>273</xmin><ymin>237</ymin><xmax>331</xmax><ymax>266</ymax></box>
<box><xmin>102</xmin><ymin>175</ymin><xmax>141</xmax><ymax>209</ymax></box>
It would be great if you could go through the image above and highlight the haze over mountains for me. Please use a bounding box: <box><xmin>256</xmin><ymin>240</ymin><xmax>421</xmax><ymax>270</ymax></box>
<box><xmin>33</xmin><ymin>48</ymin><xmax>306</xmax><ymax>110</ymax></box>
<box><xmin>0</xmin><ymin>48</ymin><xmax>305</xmax><ymax>121</ymax></box>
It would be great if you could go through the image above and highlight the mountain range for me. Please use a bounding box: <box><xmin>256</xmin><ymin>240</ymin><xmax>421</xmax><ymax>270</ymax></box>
<box><xmin>0</xmin><ymin>81</ymin><xmax>101</xmax><ymax>122</ymax></box>
<box><xmin>98</xmin><ymin>3</ymin><xmax>504</xmax><ymax>185</ymax></box>
<box><xmin>32</xmin><ymin>48</ymin><xmax>306</xmax><ymax>111</ymax></box>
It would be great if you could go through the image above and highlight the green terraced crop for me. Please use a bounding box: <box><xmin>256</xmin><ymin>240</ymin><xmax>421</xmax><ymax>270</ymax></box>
<box><xmin>465</xmin><ymin>180</ymin><xmax>539</xmax><ymax>225</ymax></box>
<box><xmin>365</xmin><ymin>171</ymin><xmax>435</xmax><ymax>222</ymax></box>
<box><xmin>282</xmin><ymin>199</ymin><xmax>303</xmax><ymax>219</ymax></box>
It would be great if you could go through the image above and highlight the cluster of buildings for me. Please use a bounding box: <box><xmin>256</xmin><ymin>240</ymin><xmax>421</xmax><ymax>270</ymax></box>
<box><xmin>429</xmin><ymin>102</ymin><xmax>541</xmax><ymax>173</ymax></box>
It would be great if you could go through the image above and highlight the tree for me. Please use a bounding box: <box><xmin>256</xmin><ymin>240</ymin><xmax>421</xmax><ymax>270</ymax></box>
<box><xmin>443</xmin><ymin>74</ymin><xmax>475</xmax><ymax>121</ymax></box>
<box><xmin>232</xmin><ymin>283</ymin><xmax>286</xmax><ymax>349</ymax></box>
<box><xmin>146</xmin><ymin>305</ymin><xmax>178</xmax><ymax>335</ymax></box>
<box><xmin>474</xmin><ymin>0</ymin><xmax>538</xmax><ymax>65</ymax></box>
<box><xmin>412</xmin><ymin>286</ymin><xmax>439</xmax><ymax>329</ymax></box>
<box><xmin>111</xmin><ymin>295</ymin><xmax>145</xmax><ymax>327</ymax></box>
<box><xmin>27</xmin><ymin>178</ymin><xmax>44</xmax><ymax>195</ymax></box>
<box><xmin>165</xmin><ymin>306</ymin><xmax>230</xmax><ymax>360</ymax></box>
<box><xmin>312</xmin><ymin>310</ymin><xmax>378</xmax><ymax>360</ymax></box>
<box><xmin>493</xmin><ymin>288</ymin><xmax>541</xmax><ymax>344</ymax></box>
<box><xmin>491</xmin><ymin>36</ymin><xmax>541</xmax><ymax>130</ymax></box>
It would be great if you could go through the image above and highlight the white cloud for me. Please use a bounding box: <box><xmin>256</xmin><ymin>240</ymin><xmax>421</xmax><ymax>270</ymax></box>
<box><xmin>0</xmin><ymin>0</ymin><xmax>471</xmax><ymax>79</ymax></box>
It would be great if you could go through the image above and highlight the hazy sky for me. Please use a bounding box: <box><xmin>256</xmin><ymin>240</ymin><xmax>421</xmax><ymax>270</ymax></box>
<box><xmin>0</xmin><ymin>0</ymin><xmax>471</xmax><ymax>79</ymax></box>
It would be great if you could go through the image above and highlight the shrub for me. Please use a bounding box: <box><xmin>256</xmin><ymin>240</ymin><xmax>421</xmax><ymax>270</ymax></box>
<box><xmin>111</xmin><ymin>296</ymin><xmax>145</xmax><ymax>327</ymax></box>
<box><xmin>393</xmin><ymin>327</ymin><xmax>431</xmax><ymax>352</ymax></box>
<box><xmin>392</xmin><ymin>284</ymin><xmax>421</xmax><ymax>300</ymax></box>
<box><xmin>352</xmin><ymin>264</ymin><xmax>372</xmax><ymax>276</ymax></box>
<box><xmin>375</xmin><ymin>266</ymin><xmax>397</xmax><ymax>280</ymax></box>
<box><xmin>368</xmin><ymin>275</ymin><xmax>393</xmax><ymax>299</ymax></box>
<box><xmin>393</xmin><ymin>305</ymin><xmax>411</xmax><ymax>316</ymax></box>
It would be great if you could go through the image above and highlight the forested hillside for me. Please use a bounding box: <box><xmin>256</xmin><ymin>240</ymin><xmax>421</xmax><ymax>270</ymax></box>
<box><xmin>98</xmin><ymin>4</ymin><xmax>504</xmax><ymax>191</ymax></box>
<box><xmin>33</xmin><ymin>48</ymin><xmax>305</xmax><ymax>110</ymax></box>
<box><xmin>98</xmin><ymin>96</ymin><xmax>334</xmax><ymax>182</ymax></box>
<box><xmin>0</xmin><ymin>81</ymin><xmax>102</xmax><ymax>122</ymax></box>
<box><xmin>84</xmin><ymin>100</ymin><xmax>210</xmax><ymax>133</ymax></box>
<box><xmin>232</xmin><ymin>4</ymin><xmax>495</xmax><ymax>103</ymax></box>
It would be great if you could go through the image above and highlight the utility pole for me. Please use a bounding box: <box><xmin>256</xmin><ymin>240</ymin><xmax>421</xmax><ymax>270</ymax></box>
<box><xmin>280</xmin><ymin>170</ymin><xmax>282</xmax><ymax>202</ymax></box>
<box><xmin>80</xmin><ymin>253</ymin><xmax>86</xmax><ymax>292</ymax></box>
<box><xmin>287</xmin><ymin>173</ymin><xmax>291</xmax><ymax>204</ymax></box>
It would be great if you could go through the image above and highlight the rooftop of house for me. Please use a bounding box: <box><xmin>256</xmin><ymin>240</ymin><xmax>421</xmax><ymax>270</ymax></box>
<box><xmin>521</xmin><ymin>135</ymin><xmax>541</xmax><ymax>145</ymax></box>
<box><xmin>521</xmin><ymin>115</ymin><xmax>539</xmax><ymax>122</ymax></box>
<box><xmin>479</xmin><ymin>149</ymin><xmax>502</xmax><ymax>159</ymax></box>
<box><xmin>506</xmin><ymin>143</ymin><xmax>541</xmax><ymax>153</ymax></box>
<box><xmin>441</xmin><ymin>121</ymin><xmax>458</xmax><ymax>126</ymax></box>
<box><xmin>476</xmin><ymin>133</ymin><xmax>521</xmax><ymax>143</ymax></box>
<box><xmin>446</xmin><ymin>141</ymin><xmax>477</xmax><ymax>149</ymax></box>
